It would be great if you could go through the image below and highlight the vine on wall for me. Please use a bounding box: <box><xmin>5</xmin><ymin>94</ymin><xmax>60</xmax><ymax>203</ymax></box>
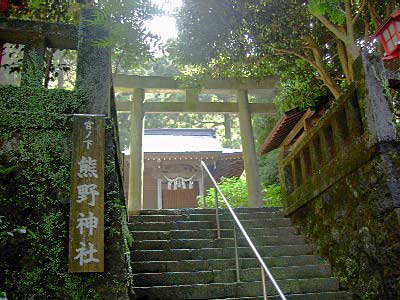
<box><xmin>0</xmin><ymin>85</ymin><xmax>100</xmax><ymax>299</ymax></box>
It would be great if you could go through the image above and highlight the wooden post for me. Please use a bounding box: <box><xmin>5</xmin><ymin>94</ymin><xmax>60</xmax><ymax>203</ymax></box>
<box><xmin>128</xmin><ymin>89</ymin><xmax>145</xmax><ymax>213</ymax></box>
<box><xmin>69</xmin><ymin>115</ymin><xmax>105</xmax><ymax>272</ymax></box>
<box><xmin>237</xmin><ymin>90</ymin><xmax>263</xmax><ymax>208</ymax></box>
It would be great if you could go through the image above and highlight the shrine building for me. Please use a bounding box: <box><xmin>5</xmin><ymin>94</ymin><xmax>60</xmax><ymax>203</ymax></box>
<box><xmin>123</xmin><ymin>128</ymin><xmax>243</xmax><ymax>209</ymax></box>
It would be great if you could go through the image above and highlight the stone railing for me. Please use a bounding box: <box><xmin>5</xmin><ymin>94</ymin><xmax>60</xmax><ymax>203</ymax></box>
<box><xmin>279</xmin><ymin>52</ymin><xmax>398</xmax><ymax>215</ymax></box>
<box><xmin>280</xmin><ymin>86</ymin><xmax>367</xmax><ymax>213</ymax></box>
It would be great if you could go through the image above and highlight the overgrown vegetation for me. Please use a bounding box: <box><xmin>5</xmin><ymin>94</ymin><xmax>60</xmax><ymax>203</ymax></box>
<box><xmin>1</xmin><ymin>0</ymin><xmax>158</xmax><ymax>86</ymax></box>
<box><xmin>0</xmin><ymin>85</ymin><xmax>131</xmax><ymax>299</ymax></box>
<box><xmin>202</xmin><ymin>177</ymin><xmax>282</xmax><ymax>208</ymax></box>
<box><xmin>171</xmin><ymin>0</ymin><xmax>399</xmax><ymax>109</ymax></box>
<box><xmin>0</xmin><ymin>86</ymin><xmax>94</xmax><ymax>299</ymax></box>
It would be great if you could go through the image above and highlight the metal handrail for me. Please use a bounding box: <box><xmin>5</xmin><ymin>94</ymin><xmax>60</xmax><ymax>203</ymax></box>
<box><xmin>200</xmin><ymin>161</ymin><xmax>287</xmax><ymax>300</ymax></box>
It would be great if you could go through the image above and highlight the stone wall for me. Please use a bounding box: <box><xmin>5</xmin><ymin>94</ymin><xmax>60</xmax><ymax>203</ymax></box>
<box><xmin>1</xmin><ymin>10</ymin><xmax>131</xmax><ymax>299</ymax></box>
<box><xmin>278</xmin><ymin>53</ymin><xmax>400</xmax><ymax>298</ymax></box>
<box><xmin>0</xmin><ymin>88</ymin><xmax>131</xmax><ymax>299</ymax></box>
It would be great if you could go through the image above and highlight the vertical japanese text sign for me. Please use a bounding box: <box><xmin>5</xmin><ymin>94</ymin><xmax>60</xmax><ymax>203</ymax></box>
<box><xmin>69</xmin><ymin>115</ymin><xmax>105</xmax><ymax>272</ymax></box>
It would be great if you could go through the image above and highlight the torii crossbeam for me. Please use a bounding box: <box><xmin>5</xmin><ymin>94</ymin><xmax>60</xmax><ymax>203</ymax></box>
<box><xmin>113</xmin><ymin>74</ymin><xmax>279</xmax><ymax>213</ymax></box>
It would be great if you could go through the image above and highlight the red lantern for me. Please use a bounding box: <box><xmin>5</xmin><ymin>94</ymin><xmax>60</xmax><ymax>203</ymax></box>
<box><xmin>374</xmin><ymin>10</ymin><xmax>400</xmax><ymax>61</ymax></box>
<box><xmin>0</xmin><ymin>0</ymin><xmax>9</xmax><ymax>12</ymax></box>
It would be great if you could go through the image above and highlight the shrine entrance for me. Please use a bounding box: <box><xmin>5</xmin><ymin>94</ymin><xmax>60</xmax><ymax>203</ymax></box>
<box><xmin>162</xmin><ymin>181</ymin><xmax>199</xmax><ymax>209</ymax></box>
<box><xmin>113</xmin><ymin>74</ymin><xmax>278</xmax><ymax>214</ymax></box>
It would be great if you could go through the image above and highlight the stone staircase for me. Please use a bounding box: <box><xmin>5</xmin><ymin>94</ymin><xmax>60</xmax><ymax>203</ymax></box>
<box><xmin>129</xmin><ymin>208</ymin><xmax>349</xmax><ymax>299</ymax></box>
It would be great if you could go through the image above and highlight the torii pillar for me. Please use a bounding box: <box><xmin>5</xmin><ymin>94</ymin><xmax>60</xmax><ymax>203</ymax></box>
<box><xmin>128</xmin><ymin>88</ymin><xmax>145</xmax><ymax>213</ymax></box>
<box><xmin>237</xmin><ymin>89</ymin><xmax>263</xmax><ymax>208</ymax></box>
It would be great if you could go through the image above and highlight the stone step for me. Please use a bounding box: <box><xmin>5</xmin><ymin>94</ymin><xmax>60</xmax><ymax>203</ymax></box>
<box><xmin>132</xmin><ymin>255</ymin><xmax>326</xmax><ymax>273</ymax></box>
<box><xmin>129</xmin><ymin>218</ymin><xmax>293</xmax><ymax>231</ymax></box>
<box><xmin>136</xmin><ymin>207</ymin><xmax>282</xmax><ymax>216</ymax></box>
<box><xmin>131</xmin><ymin>227</ymin><xmax>299</xmax><ymax>240</ymax></box>
<box><xmin>132</xmin><ymin>265</ymin><xmax>332</xmax><ymax>286</ymax></box>
<box><xmin>132</xmin><ymin>244</ymin><xmax>314</xmax><ymax>261</ymax></box>
<box><xmin>133</xmin><ymin>278</ymin><xmax>340</xmax><ymax>299</ymax></box>
<box><xmin>133</xmin><ymin>235</ymin><xmax>306</xmax><ymax>250</ymax></box>
<box><xmin>209</xmin><ymin>291</ymin><xmax>351</xmax><ymax>300</ymax></box>
<box><xmin>130</xmin><ymin>211</ymin><xmax>286</xmax><ymax>222</ymax></box>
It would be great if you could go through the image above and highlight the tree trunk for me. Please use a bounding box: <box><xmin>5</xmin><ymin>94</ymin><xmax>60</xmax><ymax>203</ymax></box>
<box><xmin>346</xmin><ymin>45</ymin><xmax>355</xmax><ymax>81</ymax></box>
<box><xmin>44</xmin><ymin>48</ymin><xmax>56</xmax><ymax>88</ymax></box>
<box><xmin>306</xmin><ymin>38</ymin><xmax>341</xmax><ymax>99</ymax></box>
<box><xmin>337</xmin><ymin>39</ymin><xmax>352</xmax><ymax>83</ymax></box>
<box><xmin>344</xmin><ymin>0</ymin><xmax>360</xmax><ymax>62</ymax></box>
<box><xmin>273</xmin><ymin>44</ymin><xmax>341</xmax><ymax>99</ymax></box>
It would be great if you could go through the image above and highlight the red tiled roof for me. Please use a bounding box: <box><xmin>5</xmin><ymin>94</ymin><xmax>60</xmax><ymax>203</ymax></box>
<box><xmin>258</xmin><ymin>108</ymin><xmax>306</xmax><ymax>155</ymax></box>
<box><xmin>214</xmin><ymin>157</ymin><xmax>244</xmax><ymax>181</ymax></box>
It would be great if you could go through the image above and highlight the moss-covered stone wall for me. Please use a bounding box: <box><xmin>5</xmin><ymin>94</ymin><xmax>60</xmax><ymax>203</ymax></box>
<box><xmin>291</xmin><ymin>144</ymin><xmax>400</xmax><ymax>299</ymax></box>
<box><xmin>0</xmin><ymin>85</ymin><xmax>132</xmax><ymax>299</ymax></box>
<box><xmin>277</xmin><ymin>54</ymin><xmax>400</xmax><ymax>299</ymax></box>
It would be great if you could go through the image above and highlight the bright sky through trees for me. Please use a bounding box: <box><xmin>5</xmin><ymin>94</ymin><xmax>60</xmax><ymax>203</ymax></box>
<box><xmin>146</xmin><ymin>0</ymin><xmax>182</xmax><ymax>42</ymax></box>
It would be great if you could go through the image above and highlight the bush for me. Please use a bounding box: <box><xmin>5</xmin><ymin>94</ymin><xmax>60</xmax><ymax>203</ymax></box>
<box><xmin>201</xmin><ymin>177</ymin><xmax>282</xmax><ymax>208</ymax></box>
<box><xmin>263</xmin><ymin>183</ymin><xmax>282</xmax><ymax>207</ymax></box>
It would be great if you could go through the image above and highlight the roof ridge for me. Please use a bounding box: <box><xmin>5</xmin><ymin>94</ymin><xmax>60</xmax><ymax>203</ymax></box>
<box><xmin>144</xmin><ymin>128</ymin><xmax>216</xmax><ymax>136</ymax></box>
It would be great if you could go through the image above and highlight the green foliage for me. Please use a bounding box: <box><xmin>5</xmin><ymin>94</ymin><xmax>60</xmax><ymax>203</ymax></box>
<box><xmin>263</xmin><ymin>184</ymin><xmax>282</xmax><ymax>207</ymax></box>
<box><xmin>4</xmin><ymin>0</ymin><xmax>158</xmax><ymax>83</ymax></box>
<box><xmin>308</xmin><ymin>0</ymin><xmax>346</xmax><ymax>24</ymax></box>
<box><xmin>9</xmin><ymin>0</ymin><xmax>75</xmax><ymax>23</ymax></box>
<box><xmin>274</xmin><ymin>59</ymin><xmax>329</xmax><ymax>111</ymax></box>
<box><xmin>4</xmin><ymin>1</ymin><xmax>76</xmax><ymax>87</ymax></box>
<box><xmin>201</xmin><ymin>177</ymin><xmax>282</xmax><ymax>208</ymax></box>
<box><xmin>258</xmin><ymin>151</ymin><xmax>279</xmax><ymax>186</ymax></box>
<box><xmin>203</xmin><ymin>177</ymin><xmax>249</xmax><ymax>208</ymax></box>
<box><xmin>173</xmin><ymin>0</ymin><xmax>400</xmax><ymax>107</ymax></box>
<box><xmin>172</xmin><ymin>0</ymin><xmax>334</xmax><ymax>111</ymax></box>
<box><xmin>252</xmin><ymin>113</ymin><xmax>281</xmax><ymax>186</ymax></box>
<box><xmin>0</xmin><ymin>84</ymin><xmax>133</xmax><ymax>299</ymax></box>
<box><xmin>90</xmin><ymin>0</ymin><xmax>159</xmax><ymax>73</ymax></box>
<box><xmin>0</xmin><ymin>85</ymin><xmax>97</xmax><ymax>299</ymax></box>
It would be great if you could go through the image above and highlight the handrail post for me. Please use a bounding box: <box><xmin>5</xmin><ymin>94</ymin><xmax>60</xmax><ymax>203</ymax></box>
<box><xmin>261</xmin><ymin>266</ymin><xmax>268</xmax><ymax>300</ymax></box>
<box><xmin>201</xmin><ymin>166</ymin><xmax>206</xmax><ymax>207</ymax></box>
<box><xmin>215</xmin><ymin>188</ymin><xmax>221</xmax><ymax>239</ymax></box>
<box><xmin>199</xmin><ymin>160</ymin><xmax>286</xmax><ymax>300</ymax></box>
<box><xmin>233</xmin><ymin>222</ymin><xmax>240</xmax><ymax>282</ymax></box>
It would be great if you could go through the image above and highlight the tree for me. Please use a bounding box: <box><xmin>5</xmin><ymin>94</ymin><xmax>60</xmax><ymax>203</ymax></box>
<box><xmin>2</xmin><ymin>0</ymin><xmax>158</xmax><ymax>87</ymax></box>
<box><xmin>173</xmin><ymin>0</ymin><xmax>400</xmax><ymax>104</ymax></box>
<box><xmin>173</xmin><ymin>0</ymin><xmax>342</xmax><ymax>99</ymax></box>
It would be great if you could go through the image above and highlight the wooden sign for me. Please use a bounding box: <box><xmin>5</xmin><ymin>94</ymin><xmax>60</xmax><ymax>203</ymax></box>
<box><xmin>68</xmin><ymin>115</ymin><xmax>105</xmax><ymax>273</ymax></box>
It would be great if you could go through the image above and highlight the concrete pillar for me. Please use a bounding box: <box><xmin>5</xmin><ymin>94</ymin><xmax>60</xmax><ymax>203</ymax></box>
<box><xmin>356</xmin><ymin>52</ymin><xmax>397</xmax><ymax>145</ymax></box>
<box><xmin>237</xmin><ymin>89</ymin><xmax>263</xmax><ymax>208</ymax></box>
<box><xmin>76</xmin><ymin>7</ymin><xmax>111</xmax><ymax>115</ymax></box>
<box><xmin>128</xmin><ymin>88</ymin><xmax>145</xmax><ymax>213</ymax></box>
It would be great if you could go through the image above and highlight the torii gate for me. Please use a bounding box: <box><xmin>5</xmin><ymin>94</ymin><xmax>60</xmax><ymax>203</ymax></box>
<box><xmin>113</xmin><ymin>74</ymin><xmax>278</xmax><ymax>214</ymax></box>
<box><xmin>0</xmin><ymin>16</ymin><xmax>279</xmax><ymax>213</ymax></box>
